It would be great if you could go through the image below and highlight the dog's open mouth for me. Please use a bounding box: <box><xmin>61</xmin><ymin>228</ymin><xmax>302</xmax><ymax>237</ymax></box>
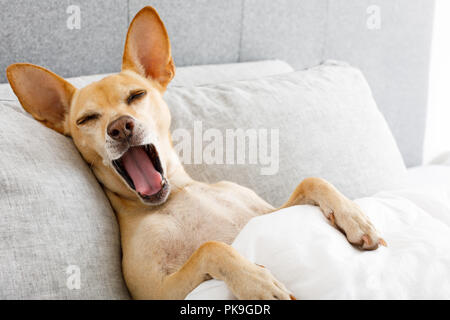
<box><xmin>112</xmin><ymin>144</ymin><xmax>169</xmax><ymax>204</ymax></box>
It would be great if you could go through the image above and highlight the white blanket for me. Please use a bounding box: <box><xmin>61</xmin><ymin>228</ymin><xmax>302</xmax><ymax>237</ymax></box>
<box><xmin>186</xmin><ymin>165</ymin><xmax>450</xmax><ymax>299</ymax></box>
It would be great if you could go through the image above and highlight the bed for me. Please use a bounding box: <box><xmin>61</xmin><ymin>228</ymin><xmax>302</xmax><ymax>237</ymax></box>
<box><xmin>187</xmin><ymin>163</ymin><xmax>450</xmax><ymax>299</ymax></box>
<box><xmin>0</xmin><ymin>0</ymin><xmax>441</xmax><ymax>300</ymax></box>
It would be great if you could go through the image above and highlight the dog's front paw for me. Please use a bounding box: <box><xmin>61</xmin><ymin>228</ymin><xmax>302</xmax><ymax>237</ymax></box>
<box><xmin>326</xmin><ymin>201</ymin><xmax>387</xmax><ymax>250</ymax></box>
<box><xmin>228</xmin><ymin>264</ymin><xmax>295</xmax><ymax>300</ymax></box>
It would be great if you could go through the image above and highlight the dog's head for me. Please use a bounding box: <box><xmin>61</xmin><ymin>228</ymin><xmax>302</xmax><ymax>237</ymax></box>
<box><xmin>6</xmin><ymin>7</ymin><xmax>176</xmax><ymax>206</ymax></box>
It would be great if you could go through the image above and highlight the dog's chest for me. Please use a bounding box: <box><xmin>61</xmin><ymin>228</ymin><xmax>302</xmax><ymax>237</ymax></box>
<box><xmin>142</xmin><ymin>182</ymin><xmax>271</xmax><ymax>274</ymax></box>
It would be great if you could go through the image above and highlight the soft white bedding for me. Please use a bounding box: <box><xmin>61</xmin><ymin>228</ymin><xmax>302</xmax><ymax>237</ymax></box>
<box><xmin>186</xmin><ymin>165</ymin><xmax>450</xmax><ymax>299</ymax></box>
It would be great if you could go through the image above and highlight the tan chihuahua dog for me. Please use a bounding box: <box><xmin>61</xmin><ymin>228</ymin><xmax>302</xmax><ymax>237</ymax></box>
<box><xmin>7</xmin><ymin>7</ymin><xmax>385</xmax><ymax>300</ymax></box>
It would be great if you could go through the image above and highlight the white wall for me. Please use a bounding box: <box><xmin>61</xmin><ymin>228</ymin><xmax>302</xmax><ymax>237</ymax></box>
<box><xmin>424</xmin><ymin>0</ymin><xmax>450</xmax><ymax>163</ymax></box>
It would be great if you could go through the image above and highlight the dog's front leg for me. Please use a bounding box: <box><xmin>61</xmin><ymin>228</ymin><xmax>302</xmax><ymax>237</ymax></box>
<box><xmin>159</xmin><ymin>241</ymin><xmax>294</xmax><ymax>300</ymax></box>
<box><xmin>280</xmin><ymin>177</ymin><xmax>386</xmax><ymax>250</ymax></box>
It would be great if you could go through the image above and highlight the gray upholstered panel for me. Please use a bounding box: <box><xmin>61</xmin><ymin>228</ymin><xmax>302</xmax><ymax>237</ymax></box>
<box><xmin>0</xmin><ymin>0</ymin><xmax>127</xmax><ymax>81</ymax></box>
<box><xmin>240</xmin><ymin>0</ymin><xmax>328</xmax><ymax>70</ymax></box>
<box><xmin>129</xmin><ymin>0</ymin><xmax>243</xmax><ymax>67</ymax></box>
<box><xmin>0</xmin><ymin>0</ymin><xmax>435</xmax><ymax>165</ymax></box>
<box><xmin>323</xmin><ymin>0</ymin><xmax>434</xmax><ymax>166</ymax></box>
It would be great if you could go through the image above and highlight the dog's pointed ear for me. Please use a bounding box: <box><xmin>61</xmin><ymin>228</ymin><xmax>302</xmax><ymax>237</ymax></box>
<box><xmin>122</xmin><ymin>6</ymin><xmax>175</xmax><ymax>90</ymax></box>
<box><xmin>6</xmin><ymin>63</ymin><xmax>76</xmax><ymax>135</ymax></box>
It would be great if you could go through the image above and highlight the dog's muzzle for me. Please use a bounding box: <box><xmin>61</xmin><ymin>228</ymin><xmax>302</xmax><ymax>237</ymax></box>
<box><xmin>106</xmin><ymin>116</ymin><xmax>169</xmax><ymax>205</ymax></box>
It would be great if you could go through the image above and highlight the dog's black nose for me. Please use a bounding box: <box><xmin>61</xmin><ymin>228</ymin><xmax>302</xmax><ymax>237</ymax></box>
<box><xmin>107</xmin><ymin>115</ymin><xmax>135</xmax><ymax>141</ymax></box>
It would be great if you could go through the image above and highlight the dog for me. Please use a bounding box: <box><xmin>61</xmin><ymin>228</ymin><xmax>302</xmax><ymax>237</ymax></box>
<box><xmin>7</xmin><ymin>6</ymin><xmax>386</xmax><ymax>300</ymax></box>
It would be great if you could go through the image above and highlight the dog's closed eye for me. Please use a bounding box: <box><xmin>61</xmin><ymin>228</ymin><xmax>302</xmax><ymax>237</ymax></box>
<box><xmin>127</xmin><ymin>89</ymin><xmax>147</xmax><ymax>105</ymax></box>
<box><xmin>76</xmin><ymin>113</ymin><xmax>101</xmax><ymax>126</ymax></box>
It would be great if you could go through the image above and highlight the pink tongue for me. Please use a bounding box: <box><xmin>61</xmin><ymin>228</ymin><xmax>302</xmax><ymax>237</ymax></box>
<box><xmin>122</xmin><ymin>147</ymin><xmax>162</xmax><ymax>196</ymax></box>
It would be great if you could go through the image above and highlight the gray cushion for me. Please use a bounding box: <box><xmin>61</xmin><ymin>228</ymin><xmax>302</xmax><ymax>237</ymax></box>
<box><xmin>170</xmin><ymin>60</ymin><xmax>294</xmax><ymax>87</ymax></box>
<box><xmin>166</xmin><ymin>61</ymin><xmax>407</xmax><ymax>206</ymax></box>
<box><xmin>0</xmin><ymin>101</ymin><xmax>130</xmax><ymax>299</ymax></box>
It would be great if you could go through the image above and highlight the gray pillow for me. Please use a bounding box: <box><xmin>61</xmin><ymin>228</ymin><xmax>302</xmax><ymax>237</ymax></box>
<box><xmin>169</xmin><ymin>60</ymin><xmax>294</xmax><ymax>87</ymax></box>
<box><xmin>0</xmin><ymin>102</ymin><xmax>129</xmax><ymax>299</ymax></box>
<box><xmin>166</xmin><ymin>61</ymin><xmax>407</xmax><ymax>206</ymax></box>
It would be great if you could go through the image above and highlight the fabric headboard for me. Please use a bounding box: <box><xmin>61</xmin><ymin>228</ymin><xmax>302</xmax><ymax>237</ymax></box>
<box><xmin>0</xmin><ymin>0</ymin><xmax>434</xmax><ymax>167</ymax></box>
